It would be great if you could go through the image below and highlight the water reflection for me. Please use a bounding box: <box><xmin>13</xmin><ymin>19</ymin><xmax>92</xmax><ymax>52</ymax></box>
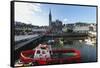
<box><xmin>46</xmin><ymin>39</ymin><xmax>97</xmax><ymax>62</ymax></box>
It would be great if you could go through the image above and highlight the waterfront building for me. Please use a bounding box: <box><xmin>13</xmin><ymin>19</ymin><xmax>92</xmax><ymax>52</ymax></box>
<box><xmin>15</xmin><ymin>22</ymin><xmax>38</xmax><ymax>35</ymax></box>
<box><xmin>32</xmin><ymin>26</ymin><xmax>49</xmax><ymax>34</ymax></box>
<box><xmin>73</xmin><ymin>22</ymin><xmax>90</xmax><ymax>33</ymax></box>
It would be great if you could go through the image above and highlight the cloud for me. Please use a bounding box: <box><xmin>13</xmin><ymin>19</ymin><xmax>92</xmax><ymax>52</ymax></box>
<box><xmin>63</xmin><ymin>18</ymin><xmax>68</xmax><ymax>22</ymax></box>
<box><xmin>30</xmin><ymin>3</ymin><xmax>42</xmax><ymax>13</ymax></box>
<box><xmin>63</xmin><ymin>18</ymin><xmax>78</xmax><ymax>24</ymax></box>
<box><xmin>15</xmin><ymin>2</ymin><xmax>42</xmax><ymax>24</ymax></box>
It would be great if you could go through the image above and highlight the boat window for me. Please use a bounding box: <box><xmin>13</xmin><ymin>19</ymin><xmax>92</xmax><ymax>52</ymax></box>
<box><xmin>41</xmin><ymin>47</ymin><xmax>46</xmax><ymax>49</ymax></box>
<box><xmin>37</xmin><ymin>50</ymin><xmax>40</xmax><ymax>54</ymax></box>
<box><xmin>42</xmin><ymin>51</ymin><xmax>45</xmax><ymax>54</ymax></box>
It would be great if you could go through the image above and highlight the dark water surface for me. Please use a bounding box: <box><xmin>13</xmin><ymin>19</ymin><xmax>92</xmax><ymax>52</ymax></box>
<box><xmin>43</xmin><ymin>35</ymin><xmax>97</xmax><ymax>62</ymax></box>
<box><xmin>51</xmin><ymin>40</ymin><xmax>97</xmax><ymax>62</ymax></box>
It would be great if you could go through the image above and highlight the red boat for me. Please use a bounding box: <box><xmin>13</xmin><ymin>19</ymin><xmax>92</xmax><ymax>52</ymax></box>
<box><xmin>19</xmin><ymin>44</ymin><xmax>81</xmax><ymax>66</ymax></box>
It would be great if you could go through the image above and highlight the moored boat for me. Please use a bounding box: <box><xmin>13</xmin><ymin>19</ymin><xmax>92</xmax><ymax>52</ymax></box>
<box><xmin>19</xmin><ymin>44</ymin><xmax>81</xmax><ymax>66</ymax></box>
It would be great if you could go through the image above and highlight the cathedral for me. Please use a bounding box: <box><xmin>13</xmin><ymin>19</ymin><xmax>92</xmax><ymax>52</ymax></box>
<box><xmin>49</xmin><ymin>10</ymin><xmax>63</xmax><ymax>33</ymax></box>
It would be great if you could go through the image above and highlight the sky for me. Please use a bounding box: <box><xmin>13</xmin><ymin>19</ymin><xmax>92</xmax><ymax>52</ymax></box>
<box><xmin>15</xmin><ymin>2</ymin><xmax>96</xmax><ymax>26</ymax></box>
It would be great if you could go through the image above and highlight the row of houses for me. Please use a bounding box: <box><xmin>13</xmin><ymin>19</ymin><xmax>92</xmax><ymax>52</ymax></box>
<box><xmin>15</xmin><ymin>22</ymin><xmax>49</xmax><ymax>35</ymax></box>
<box><xmin>62</xmin><ymin>22</ymin><xmax>96</xmax><ymax>33</ymax></box>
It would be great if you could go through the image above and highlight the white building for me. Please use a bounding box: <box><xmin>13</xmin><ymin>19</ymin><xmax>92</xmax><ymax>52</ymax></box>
<box><xmin>32</xmin><ymin>28</ymin><xmax>49</xmax><ymax>34</ymax></box>
<box><xmin>89</xmin><ymin>24</ymin><xmax>96</xmax><ymax>32</ymax></box>
<box><xmin>73</xmin><ymin>23</ymin><xmax>96</xmax><ymax>33</ymax></box>
<box><xmin>73</xmin><ymin>26</ymin><xmax>89</xmax><ymax>33</ymax></box>
<box><xmin>32</xmin><ymin>28</ymin><xmax>47</xmax><ymax>32</ymax></box>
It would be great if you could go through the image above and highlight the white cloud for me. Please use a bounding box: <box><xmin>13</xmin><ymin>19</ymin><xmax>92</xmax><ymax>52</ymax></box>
<box><xmin>30</xmin><ymin>3</ymin><xmax>42</xmax><ymax>13</ymax></box>
<box><xmin>63</xmin><ymin>18</ymin><xmax>78</xmax><ymax>24</ymax></box>
<box><xmin>15</xmin><ymin>2</ymin><xmax>42</xmax><ymax>24</ymax></box>
<box><xmin>63</xmin><ymin>18</ymin><xmax>68</xmax><ymax>22</ymax></box>
<box><xmin>63</xmin><ymin>18</ymin><xmax>68</xmax><ymax>24</ymax></box>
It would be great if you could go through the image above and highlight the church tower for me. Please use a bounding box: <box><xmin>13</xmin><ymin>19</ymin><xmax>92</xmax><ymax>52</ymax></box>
<box><xmin>49</xmin><ymin>9</ymin><xmax>52</xmax><ymax>27</ymax></box>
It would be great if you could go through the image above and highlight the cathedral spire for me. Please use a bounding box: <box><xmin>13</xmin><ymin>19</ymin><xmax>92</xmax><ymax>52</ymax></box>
<box><xmin>49</xmin><ymin>9</ymin><xmax>52</xmax><ymax>27</ymax></box>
